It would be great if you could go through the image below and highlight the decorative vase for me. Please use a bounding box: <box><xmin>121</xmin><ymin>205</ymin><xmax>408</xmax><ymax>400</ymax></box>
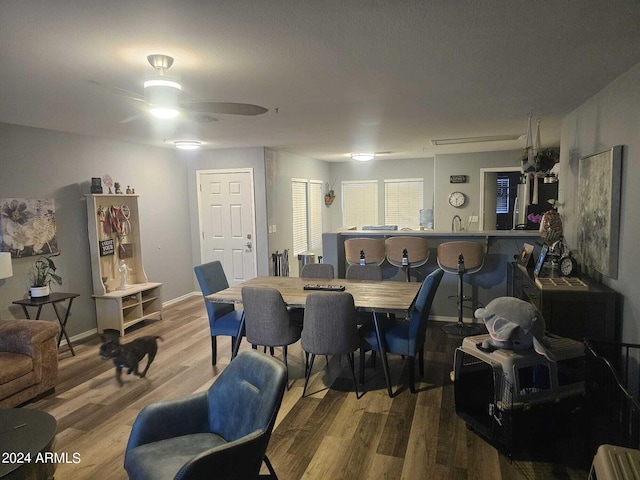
<box><xmin>30</xmin><ymin>285</ymin><xmax>50</xmax><ymax>298</ymax></box>
<box><xmin>324</xmin><ymin>195</ymin><xmax>335</xmax><ymax>206</ymax></box>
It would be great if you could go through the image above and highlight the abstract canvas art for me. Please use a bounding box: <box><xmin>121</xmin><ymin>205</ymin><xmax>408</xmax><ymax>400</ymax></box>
<box><xmin>0</xmin><ymin>198</ymin><xmax>58</xmax><ymax>258</ymax></box>
<box><xmin>577</xmin><ymin>146</ymin><xmax>622</xmax><ymax>278</ymax></box>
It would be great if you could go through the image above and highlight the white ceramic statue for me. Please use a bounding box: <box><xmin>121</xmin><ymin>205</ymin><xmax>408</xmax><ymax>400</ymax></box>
<box><xmin>117</xmin><ymin>259</ymin><xmax>129</xmax><ymax>290</ymax></box>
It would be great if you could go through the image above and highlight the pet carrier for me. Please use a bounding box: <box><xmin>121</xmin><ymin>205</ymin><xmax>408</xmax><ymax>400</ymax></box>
<box><xmin>452</xmin><ymin>333</ymin><xmax>585</xmax><ymax>457</ymax></box>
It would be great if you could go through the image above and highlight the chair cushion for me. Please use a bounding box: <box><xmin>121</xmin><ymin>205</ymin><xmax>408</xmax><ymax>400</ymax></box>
<box><xmin>125</xmin><ymin>432</ymin><xmax>225</xmax><ymax>480</ymax></box>
<box><xmin>210</xmin><ymin>310</ymin><xmax>244</xmax><ymax>337</ymax></box>
<box><xmin>360</xmin><ymin>319</ymin><xmax>411</xmax><ymax>356</ymax></box>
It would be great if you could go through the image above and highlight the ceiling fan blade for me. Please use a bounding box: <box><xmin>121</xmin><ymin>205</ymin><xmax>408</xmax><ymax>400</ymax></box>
<box><xmin>119</xmin><ymin>113</ymin><xmax>144</xmax><ymax>124</ymax></box>
<box><xmin>88</xmin><ymin>80</ymin><xmax>146</xmax><ymax>103</ymax></box>
<box><xmin>180</xmin><ymin>102</ymin><xmax>268</xmax><ymax>116</ymax></box>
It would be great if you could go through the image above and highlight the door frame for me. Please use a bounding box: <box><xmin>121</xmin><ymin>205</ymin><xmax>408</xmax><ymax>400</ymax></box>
<box><xmin>479</xmin><ymin>166</ymin><xmax>522</xmax><ymax>231</ymax></box>
<box><xmin>196</xmin><ymin>168</ymin><xmax>257</xmax><ymax>278</ymax></box>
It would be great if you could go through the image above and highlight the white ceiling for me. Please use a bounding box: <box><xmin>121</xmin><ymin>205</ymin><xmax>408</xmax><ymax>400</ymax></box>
<box><xmin>2</xmin><ymin>1</ymin><xmax>640</xmax><ymax>162</ymax></box>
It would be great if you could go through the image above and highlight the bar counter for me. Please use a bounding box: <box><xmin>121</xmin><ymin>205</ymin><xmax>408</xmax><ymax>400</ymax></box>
<box><xmin>322</xmin><ymin>229</ymin><xmax>541</xmax><ymax>322</ymax></box>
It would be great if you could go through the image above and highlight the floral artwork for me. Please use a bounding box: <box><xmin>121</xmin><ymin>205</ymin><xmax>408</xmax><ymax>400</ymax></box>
<box><xmin>0</xmin><ymin>198</ymin><xmax>58</xmax><ymax>258</ymax></box>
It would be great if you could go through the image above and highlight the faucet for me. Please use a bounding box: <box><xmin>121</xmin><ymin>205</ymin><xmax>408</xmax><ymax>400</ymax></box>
<box><xmin>452</xmin><ymin>215</ymin><xmax>462</xmax><ymax>232</ymax></box>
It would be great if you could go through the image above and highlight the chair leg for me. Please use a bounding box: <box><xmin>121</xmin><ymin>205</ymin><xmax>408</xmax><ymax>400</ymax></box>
<box><xmin>359</xmin><ymin>346</ymin><xmax>366</xmax><ymax>384</ymax></box>
<box><xmin>408</xmin><ymin>356</ymin><xmax>416</xmax><ymax>394</ymax></box>
<box><xmin>346</xmin><ymin>353</ymin><xmax>360</xmax><ymax>399</ymax></box>
<box><xmin>283</xmin><ymin>346</ymin><xmax>290</xmax><ymax>390</ymax></box>
<box><xmin>263</xmin><ymin>454</ymin><xmax>278</xmax><ymax>479</ymax></box>
<box><xmin>211</xmin><ymin>336</ymin><xmax>217</xmax><ymax>365</ymax></box>
<box><xmin>418</xmin><ymin>348</ymin><xmax>425</xmax><ymax>376</ymax></box>
<box><xmin>302</xmin><ymin>353</ymin><xmax>316</xmax><ymax>397</ymax></box>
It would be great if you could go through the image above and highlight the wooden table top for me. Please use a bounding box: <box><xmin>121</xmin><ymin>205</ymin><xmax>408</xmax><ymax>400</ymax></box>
<box><xmin>206</xmin><ymin>276</ymin><xmax>422</xmax><ymax>312</ymax></box>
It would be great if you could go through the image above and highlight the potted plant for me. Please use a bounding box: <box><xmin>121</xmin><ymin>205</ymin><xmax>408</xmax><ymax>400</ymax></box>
<box><xmin>28</xmin><ymin>255</ymin><xmax>62</xmax><ymax>298</ymax></box>
<box><xmin>324</xmin><ymin>180</ymin><xmax>336</xmax><ymax>206</ymax></box>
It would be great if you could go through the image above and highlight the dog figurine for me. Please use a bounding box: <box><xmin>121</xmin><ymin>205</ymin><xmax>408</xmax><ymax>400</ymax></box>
<box><xmin>99</xmin><ymin>330</ymin><xmax>163</xmax><ymax>386</ymax></box>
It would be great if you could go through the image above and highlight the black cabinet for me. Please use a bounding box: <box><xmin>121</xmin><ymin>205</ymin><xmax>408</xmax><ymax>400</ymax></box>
<box><xmin>511</xmin><ymin>263</ymin><xmax>619</xmax><ymax>343</ymax></box>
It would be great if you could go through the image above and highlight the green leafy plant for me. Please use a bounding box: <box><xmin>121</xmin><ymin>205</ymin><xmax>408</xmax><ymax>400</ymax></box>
<box><xmin>29</xmin><ymin>255</ymin><xmax>62</xmax><ymax>288</ymax></box>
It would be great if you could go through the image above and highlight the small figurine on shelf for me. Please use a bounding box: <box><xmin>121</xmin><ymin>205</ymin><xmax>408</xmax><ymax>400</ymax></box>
<box><xmin>114</xmin><ymin>182</ymin><xmax>123</xmax><ymax>194</ymax></box>
<box><xmin>102</xmin><ymin>276</ymin><xmax>110</xmax><ymax>293</ymax></box>
<box><xmin>126</xmin><ymin>185</ymin><xmax>132</xmax><ymax>194</ymax></box>
<box><xmin>117</xmin><ymin>260</ymin><xmax>129</xmax><ymax>290</ymax></box>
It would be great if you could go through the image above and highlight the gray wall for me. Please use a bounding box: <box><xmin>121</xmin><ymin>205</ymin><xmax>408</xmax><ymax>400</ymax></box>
<box><xmin>186</xmin><ymin>147</ymin><xmax>270</xmax><ymax>279</ymax></box>
<box><xmin>433</xmin><ymin>150</ymin><xmax>521</xmax><ymax>231</ymax></box>
<box><xmin>0</xmin><ymin>122</ymin><xmax>193</xmax><ymax>337</ymax></box>
<box><xmin>327</xmin><ymin>157</ymin><xmax>435</xmax><ymax>231</ymax></box>
<box><xmin>559</xmin><ymin>61</ymin><xmax>640</xmax><ymax>343</ymax></box>
<box><xmin>265</xmin><ymin>149</ymin><xmax>331</xmax><ymax>276</ymax></box>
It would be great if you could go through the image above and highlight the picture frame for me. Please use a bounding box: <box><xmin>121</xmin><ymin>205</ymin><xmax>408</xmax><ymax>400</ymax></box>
<box><xmin>577</xmin><ymin>146</ymin><xmax>622</xmax><ymax>278</ymax></box>
<box><xmin>518</xmin><ymin>243</ymin><xmax>535</xmax><ymax>267</ymax></box>
<box><xmin>534</xmin><ymin>245</ymin><xmax>549</xmax><ymax>277</ymax></box>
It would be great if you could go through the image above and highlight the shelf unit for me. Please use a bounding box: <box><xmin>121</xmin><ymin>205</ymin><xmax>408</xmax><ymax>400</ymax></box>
<box><xmin>86</xmin><ymin>194</ymin><xmax>163</xmax><ymax>335</ymax></box>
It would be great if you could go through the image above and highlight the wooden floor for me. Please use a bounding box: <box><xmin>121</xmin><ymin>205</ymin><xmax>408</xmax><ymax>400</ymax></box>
<box><xmin>27</xmin><ymin>296</ymin><xmax>591</xmax><ymax>479</ymax></box>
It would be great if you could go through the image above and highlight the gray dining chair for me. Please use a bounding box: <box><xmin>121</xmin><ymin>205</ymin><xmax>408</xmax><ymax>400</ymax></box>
<box><xmin>300</xmin><ymin>263</ymin><xmax>335</xmax><ymax>279</ymax></box>
<box><xmin>345</xmin><ymin>264</ymin><xmax>383</xmax><ymax>281</ymax></box>
<box><xmin>301</xmin><ymin>292</ymin><xmax>361</xmax><ymax>398</ymax></box>
<box><xmin>241</xmin><ymin>286</ymin><xmax>302</xmax><ymax>388</ymax></box>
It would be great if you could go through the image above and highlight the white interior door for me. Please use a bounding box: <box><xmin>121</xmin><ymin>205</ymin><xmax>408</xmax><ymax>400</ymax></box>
<box><xmin>198</xmin><ymin>169</ymin><xmax>256</xmax><ymax>285</ymax></box>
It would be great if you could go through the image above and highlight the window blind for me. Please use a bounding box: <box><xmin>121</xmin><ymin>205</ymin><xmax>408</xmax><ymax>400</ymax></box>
<box><xmin>292</xmin><ymin>180</ymin><xmax>308</xmax><ymax>255</ymax></box>
<box><xmin>496</xmin><ymin>176</ymin><xmax>509</xmax><ymax>214</ymax></box>
<box><xmin>342</xmin><ymin>181</ymin><xmax>378</xmax><ymax>227</ymax></box>
<box><xmin>384</xmin><ymin>179</ymin><xmax>423</xmax><ymax>229</ymax></box>
<box><xmin>309</xmin><ymin>181</ymin><xmax>323</xmax><ymax>249</ymax></box>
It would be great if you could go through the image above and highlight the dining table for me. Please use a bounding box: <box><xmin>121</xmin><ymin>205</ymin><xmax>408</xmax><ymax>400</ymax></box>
<box><xmin>206</xmin><ymin>275</ymin><xmax>422</xmax><ymax>397</ymax></box>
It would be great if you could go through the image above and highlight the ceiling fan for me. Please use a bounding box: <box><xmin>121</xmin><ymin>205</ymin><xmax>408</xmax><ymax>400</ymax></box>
<box><xmin>94</xmin><ymin>54</ymin><xmax>268</xmax><ymax>123</ymax></box>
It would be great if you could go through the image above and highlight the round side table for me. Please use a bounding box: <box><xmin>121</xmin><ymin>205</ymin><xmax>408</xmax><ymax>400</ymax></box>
<box><xmin>0</xmin><ymin>408</ymin><xmax>57</xmax><ymax>480</ymax></box>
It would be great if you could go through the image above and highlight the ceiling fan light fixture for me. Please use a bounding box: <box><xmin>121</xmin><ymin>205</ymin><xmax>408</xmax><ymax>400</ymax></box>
<box><xmin>143</xmin><ymin>78</ymin><xmax>182</xmax><ymax>90</ymax></box>
<box><xmin>174</xmin><ymin>140</ymin><xmax>201</xmax><ymax>150</ymax></box>
<box><xmin>351</xmin><ymin>152</ymin><xmax>375</xmax><ymax>161</ymax></box>
<box><xmin>149</xmin><ymin>106</ymin><xmax>180</xmax><ymax>119</ymax></box>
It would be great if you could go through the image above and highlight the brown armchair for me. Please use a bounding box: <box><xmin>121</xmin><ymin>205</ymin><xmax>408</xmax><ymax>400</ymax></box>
<box><xmin>0</xmin><ymin>319</ymin><xmax>59</xmax><ymax>407</ymax></box>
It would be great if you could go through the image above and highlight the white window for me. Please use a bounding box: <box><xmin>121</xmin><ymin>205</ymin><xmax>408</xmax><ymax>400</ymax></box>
<box><xmin>496</xmin><ymin>176</ymin><xmax>509</xmax><ymax>214</ymax></box>
<box><xmin>342</xmin><ymin>181</ymin><xmax>378</xmax><ymax>228</ymax></box>
<box><xmin>308</xmin><ymin>181</ymin><xmax>323</xmax><ymax>249</ymax></box>
<box><xmin>384</xmin><ymin>179</ymin><xmax>423</xmax><ymax>229</ymax></box>
<box><xmin>291</xmin><ymin>179</ymin><xmax>323</xmax><ymax>255</ymax></box>
<box><xmin>292</xmin><ymin>180</ymin><xmax>308</xmax><ymax>255</ymax></box>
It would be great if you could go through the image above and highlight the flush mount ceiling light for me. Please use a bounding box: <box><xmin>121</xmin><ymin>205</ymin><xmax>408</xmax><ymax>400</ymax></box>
<box><xmin>430</xmin><ymin>134</ymin><xmax>526</xmax><ymax>146</ymax></box>
<box><xmin>351</xmin><ymin>153</ymin><xmax>375</xmax><ymax>161</ymax></box>
<box><xmin>174</xmin><ymin>141</ymin><xmax>202</xmax><ymax>150</ymax></box>
<box><xmin>144</xmin><ymin>55</ymin><xmax>182</xmax><ymax>119</ymax></box>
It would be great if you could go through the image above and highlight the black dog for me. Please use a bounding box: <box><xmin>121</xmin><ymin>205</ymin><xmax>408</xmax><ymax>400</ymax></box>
<box><xmin>99</xmin><ymin>330</ymin><xmax>163</xmax><ymax>386</ymax></box>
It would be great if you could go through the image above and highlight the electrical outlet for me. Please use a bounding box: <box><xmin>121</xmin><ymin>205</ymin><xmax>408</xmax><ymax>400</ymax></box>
<box><xmin>272</xmin><ymin>224</ymin><xmax>276</xmax><ymax>233</ymax></box>
<box><xmin>268</xmin><ymin>225</ymin><xmax>273</xmax><ymax>233</ymax></box>
<box><xmin>469</xmin><ymin>215</ymin><xmax>479</xmax><ymax>223</ymax></box>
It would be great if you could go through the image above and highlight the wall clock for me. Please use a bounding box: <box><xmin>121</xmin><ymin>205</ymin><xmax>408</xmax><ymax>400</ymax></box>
<box><xmin>448</xmin><ymin>191</ymin><xmax>466</xmax><ymax>208</ymax></box>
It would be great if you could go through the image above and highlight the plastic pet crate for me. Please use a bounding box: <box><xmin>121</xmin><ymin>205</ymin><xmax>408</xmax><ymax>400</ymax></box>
<box><xmin>452</xmin><ymin>333</ymin><xmax>585</xmax><ymax>456</ymax></box>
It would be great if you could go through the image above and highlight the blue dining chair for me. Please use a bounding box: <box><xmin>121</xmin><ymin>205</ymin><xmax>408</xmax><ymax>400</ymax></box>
<box><xmin>194</xmin><ymin>261</ymin><xmax>244</xmax><ymax>365</ymax></box>
<box><xmin>359</xmin><ymin>268</ymin><xmax>444</xmax><ymax>396</ymax></box>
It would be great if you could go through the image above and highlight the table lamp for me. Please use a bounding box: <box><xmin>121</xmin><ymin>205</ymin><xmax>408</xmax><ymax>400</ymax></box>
<box><xmin>0</xmin><ymin>252</ymin><xmax>13</xmax><ymax>320</ymax></box>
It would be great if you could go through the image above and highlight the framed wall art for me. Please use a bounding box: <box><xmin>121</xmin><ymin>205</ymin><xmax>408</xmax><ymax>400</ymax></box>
<box><xmin>577</xmin><ymin>146</ymin><xmax>622</xmax><ymax>279</ymax></box>
<box><xmin>0</xmin><ymin>198</ymin><xmax>59</xmax><ymax>258</ymax></box>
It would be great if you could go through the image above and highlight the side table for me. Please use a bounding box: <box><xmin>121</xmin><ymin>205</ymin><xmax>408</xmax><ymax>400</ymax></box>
<box><xmin>12</xmin><ymin>292</ymin><xmax>79</xmax><ymax>356</ymax></box>
<box><xmin>0</xmin><ymin>408</ymin><xmax>57</xmax><ymax>480</ymax></box>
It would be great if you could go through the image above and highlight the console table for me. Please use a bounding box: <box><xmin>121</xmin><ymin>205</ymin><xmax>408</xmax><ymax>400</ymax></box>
<box><xmin>510</xmin><ymin>263</ymin><xmax>619</xmax><ymax>342</ymax></box>
<box><xmin>12</xmin><ymin>292</ymin><xmax>79</xmax><ymax>356</ymax></box>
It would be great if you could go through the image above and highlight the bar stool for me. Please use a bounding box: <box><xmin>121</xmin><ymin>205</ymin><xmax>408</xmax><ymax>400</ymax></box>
<box><xmin>437</xmin><ymin>241</ymin><xmax>484</xmax><ymax>336</ymax></box>
<box><xmin>344</xmin><ymin>238</ymin><xmax>385</xmax><ymax>266</ymax></box>
<box><xmin>385</xmin><ymin>236</ymin><xmax>429</xmax><ymax>281</ymax></box>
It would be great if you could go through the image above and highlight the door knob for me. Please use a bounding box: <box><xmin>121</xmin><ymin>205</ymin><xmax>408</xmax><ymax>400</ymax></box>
<box><xmin>245</xmin><ymin>241</ymin><xmax>252</xmax><ymax>249</ymax></box>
